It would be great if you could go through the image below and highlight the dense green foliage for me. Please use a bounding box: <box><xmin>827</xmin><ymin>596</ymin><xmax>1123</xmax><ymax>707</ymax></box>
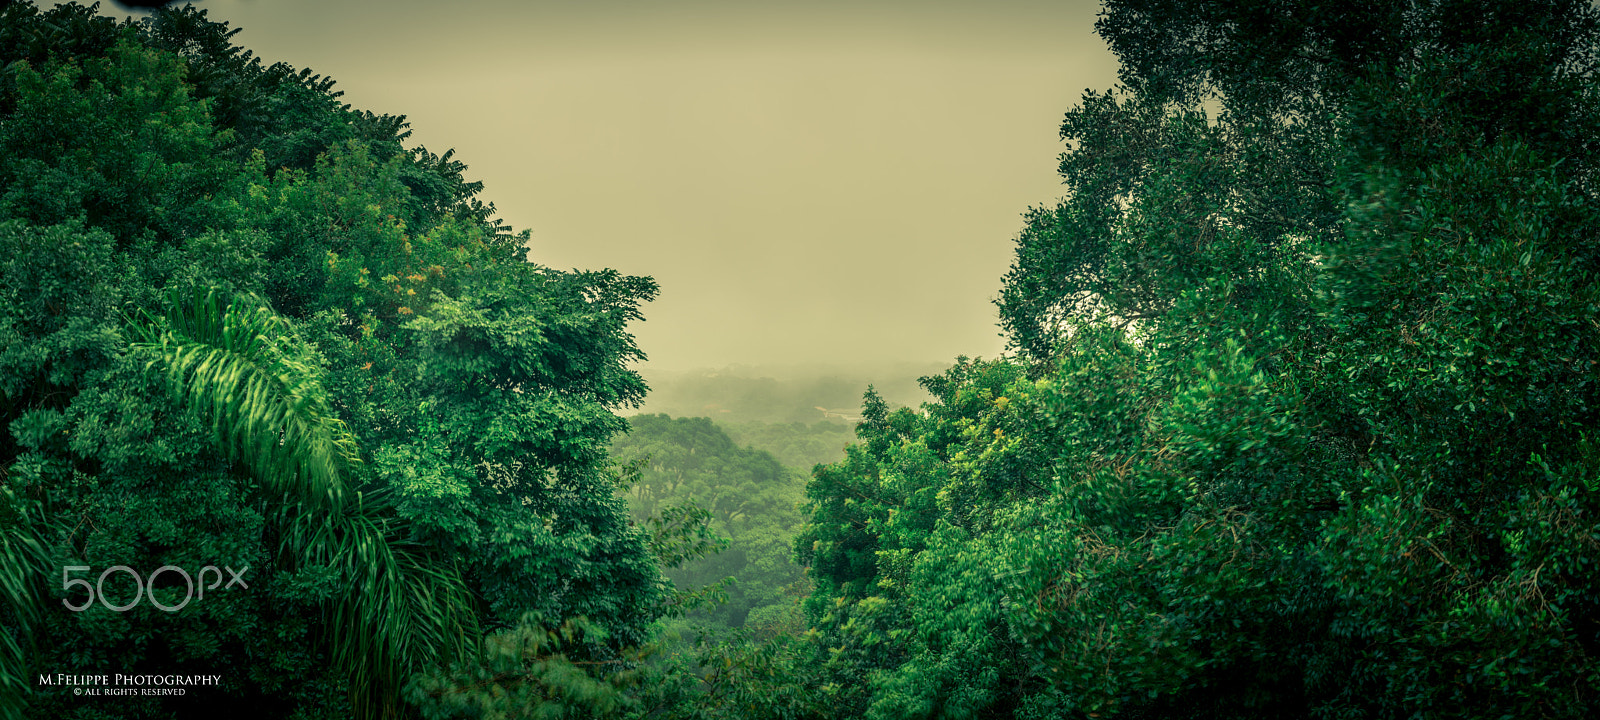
<box><xmin>611</xmin><ymin>415</ymin><xmax>809</xmax><ymax>635</ymax></box>
<box><xmin>795</xmin><ymin>1</ymin><xmax>1600</xmax><ymax>718</ymax></box>
<box><xmin>7</xmin><ymin>0</ymin><xmax>1600</xmax><ymax>718</ymax></box>
<box><xmin>128</xmin><ymin>288</ymin><xmax>481</xmax><ymax>717</ymax></box>
<box><xmin>0</xmin><ymin>4</ymin><xmax>664</xmax><ymax>718</ymax></box>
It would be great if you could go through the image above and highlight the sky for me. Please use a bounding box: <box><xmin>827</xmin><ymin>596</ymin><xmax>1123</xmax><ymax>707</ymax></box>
<box><xmin>85</xmin><ymin>0</ymin><xmax>1121</xmax><ymax>371</ymax></box>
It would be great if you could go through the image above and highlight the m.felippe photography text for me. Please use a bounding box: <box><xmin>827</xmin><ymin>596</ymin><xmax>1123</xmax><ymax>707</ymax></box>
<box><xmin>38</xmin><ymin>674</ymin><xmax>222</xmax><ymax>687</ymax></box>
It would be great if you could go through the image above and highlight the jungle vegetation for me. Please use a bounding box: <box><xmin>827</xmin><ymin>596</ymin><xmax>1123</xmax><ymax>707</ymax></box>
<box><xmin>611</xmin><ymin>414</ymin><xmax>810</xmax><ymax>639</ymax></box>
<box><xmin>4</xmin><ymin>1</ymin><xmax>1600</xmax><ymax>719</ymax></box>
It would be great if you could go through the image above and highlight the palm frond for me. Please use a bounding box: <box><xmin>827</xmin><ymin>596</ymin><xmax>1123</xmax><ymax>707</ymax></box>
<box><xmin>286</xmin><ymin>499</ymin><xmax>478</xmax><ymax>718</ymax></box>
<box><xmin>130</xmin><ymin>288</ymin><xmax>478</xmax><ymax>718</ymax></box>
<box><xmin>0</xmin><ymin>500</ymin><xmax>51</xmax><ymax>720</ymax></box>
<box><xmin>130</xmin><ymin>287</ymin><xmax>357</xmax><ymax>514</ymax></box>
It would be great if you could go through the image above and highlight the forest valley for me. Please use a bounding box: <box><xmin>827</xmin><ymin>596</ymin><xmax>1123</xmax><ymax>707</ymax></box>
<box><xmin>3</xmin><ymin>1</ymin><xmax>1600</xmax><ymax>719</ymax></box>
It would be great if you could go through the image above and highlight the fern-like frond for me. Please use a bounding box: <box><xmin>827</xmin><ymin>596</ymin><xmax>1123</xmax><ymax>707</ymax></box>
<box><xmin>130</xmin><ymin>289</ymin><xmax>478</xmax><ymax>718</ymax></box>
<box><xmin>130</xmin><ymin>288</ymin><xmax>357</xmax><ymax>514</ymax></box>
<box><xmin>0</xmin><ymin>499</ymin><xmax>51</xmax><ymax>720</ymax></box>
<box><xmin>282</xmin><ymin>498</ymin><xmax>479</xmax><ymax>718</ymax></box>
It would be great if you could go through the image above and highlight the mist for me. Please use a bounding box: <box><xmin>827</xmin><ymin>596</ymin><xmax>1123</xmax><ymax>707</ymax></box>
<box><xmin>73</xmin><ymin>0</ymin><xmax>1119</xmax><ymax>371</ymax></box>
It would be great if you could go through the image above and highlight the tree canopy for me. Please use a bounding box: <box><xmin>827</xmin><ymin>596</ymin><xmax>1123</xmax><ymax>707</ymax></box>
<box><xmin>797</xmin><ymin>1</ymin><xmax>1600</xmax><ymax>718</ymax></box>
<box><xmin>1</xmin><ymin>4</ymin><xmax>662</xmax><ymax>718</ymax></box>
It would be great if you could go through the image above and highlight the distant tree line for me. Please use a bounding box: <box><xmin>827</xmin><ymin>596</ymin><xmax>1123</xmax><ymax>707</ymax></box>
<box><xmin>611</xmin><ymin>414</ymin><xmax>809</xmax><ymax>634</ymax></box>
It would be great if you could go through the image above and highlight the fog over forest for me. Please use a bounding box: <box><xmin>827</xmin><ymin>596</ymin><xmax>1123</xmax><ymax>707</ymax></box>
<box><xmin>633</xmin><ymin>362</ymin><xmax>949</xmax><ymax>424</ymax></box>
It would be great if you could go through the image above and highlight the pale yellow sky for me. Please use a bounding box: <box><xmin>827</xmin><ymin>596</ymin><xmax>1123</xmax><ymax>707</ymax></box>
<box><xmin>87</xmin><ymin>0</ymin><xmax>1119</xmax><ymax>371</ymax></box>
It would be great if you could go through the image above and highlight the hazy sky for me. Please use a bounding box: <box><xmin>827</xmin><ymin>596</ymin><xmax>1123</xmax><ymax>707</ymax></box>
<box><xmin>87</xmin><ymin>0</ymin><xmax>1120</xmax><ymax>371</ymax></box>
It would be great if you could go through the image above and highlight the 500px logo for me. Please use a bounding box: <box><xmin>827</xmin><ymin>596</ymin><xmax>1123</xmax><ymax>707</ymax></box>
<box><xmin>62</xmin><ymin>565</ymin><xmax>249</xmax><ymax>613</ymax></box>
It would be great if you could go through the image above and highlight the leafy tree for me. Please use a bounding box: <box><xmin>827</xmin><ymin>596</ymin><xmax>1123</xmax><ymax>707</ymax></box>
<box><xmin>1</xmin><ymin>4</ymin><xmax>664</xmax><ymax>718</ymax></box>
<box><xmin>800</xmin><ymin>1</ymin><xmax>1600</xmax><ymax>718</ymax></box>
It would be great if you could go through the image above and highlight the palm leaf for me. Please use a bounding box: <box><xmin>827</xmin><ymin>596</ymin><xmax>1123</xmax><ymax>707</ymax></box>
<box><xmin>131</xmin><ymin>287</ymin><xmax>356</xmax><ymax>514</ymax></box>
<box><xmin>0</xmin><ymin>499</ymin><xmax>51</xmax><ymax>720</ymax></box>
<box><xmin>130</xmin><ymin>288</ymin><xmax>478</xmax><ymax>718</ymax></box>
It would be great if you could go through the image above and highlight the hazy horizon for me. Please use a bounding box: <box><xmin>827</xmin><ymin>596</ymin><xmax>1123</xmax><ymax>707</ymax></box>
<box><xmin>71</xmin><ymin>0</ymin><xmax>1119</xmax><ymax>371</ymax></box>
<box><xmin>631</xmin><ymin>360</ymin><xmax>952</xmax><ymax>421</ymax></box>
